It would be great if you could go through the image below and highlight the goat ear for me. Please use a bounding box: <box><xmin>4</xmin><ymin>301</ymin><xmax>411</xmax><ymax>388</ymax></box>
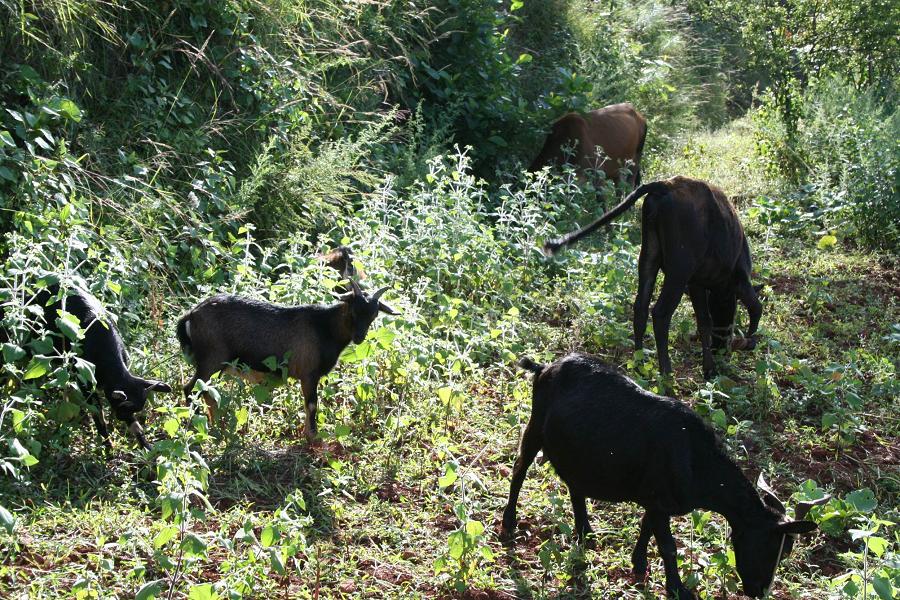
<box><xmin>378</xmin><ymin>300</ymin><xmax>400</xmax><ymax>315</ymax></box>
<box><xmin>757</xmin><ymin>473</ymin><xmax>786</xmax><ymax>513</ymax></box>
<box><xmin>146</xmin><ymin>380</ymin><xmax>173</xmax><ymax>393</ymax></box>
<box><xmin>776</xmin><ymin>520</ymin><xmax>817</xmax><ymax>536</ymax></box>
<box><xmin>794</xmin><ymin>495</ymin><xmax>831</xmax><ymax>521</ymax></box>
<box><xmin>110</xmin><ymin>390</ymin><xmax>127</xmax><ymax>403</ymax></box>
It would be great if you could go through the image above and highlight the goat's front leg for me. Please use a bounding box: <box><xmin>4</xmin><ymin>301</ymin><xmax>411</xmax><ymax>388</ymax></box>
<box><xmin>631</xmin><ymin>511</ymin><xmax>654</xmax><ymax>580</ymax></box>
<box><xmin>89</xmin><ymin>394</ymin><xmax>113</xmax><ymax>451</ymax></box>
<box><xmin>650</xmin><ymin>511</ymin><xmax>695</xmax><ymax>599</ymax></box>
<box><xmin>300</xmin><ymin>375</ymin><xmax>320</xmax><ymax>442</ymax></box>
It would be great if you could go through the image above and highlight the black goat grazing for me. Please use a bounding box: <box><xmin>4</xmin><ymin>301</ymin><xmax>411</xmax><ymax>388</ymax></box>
<box><xmin>503</xmin><ymin>354</ymin><xmax>824</xmax><ymax>599</ymax></box>
<box><xmin>176</xmin><ymin>279</ymin><xmax>398</xmax><ymax>440</ymax></box>
<box><xmin>13</xmin><ymin>285</ymin><xmax>172</xmax><ymax>450</ymax></box>
<box><xmin>544</xmin><ymin>176</ymin><xmax>763</xmax><ymax>385</ymax></box>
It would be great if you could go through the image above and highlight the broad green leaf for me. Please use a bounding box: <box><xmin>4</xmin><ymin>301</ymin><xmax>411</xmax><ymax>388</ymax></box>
<box><xmin>180</xmin><ymin>533</ymin><xmax>208</xmax><ymax>557</ymax></box>
<box><xmin>845</xmin><ymin>489</ymin><xmax>877</xmax><ymax>513</ymax></box>
<box><xmin>465</xmin><ymin>520</ymin><xmax>484</xmax><ymax>536</ymax></box>
<box><xmin>437</xmin><ymin>386</ymin><xmax>453</xmax><ymax>405</ymax></box>
<box><xmin>269</xmin><ymin>548</ymin><xmax>285</xmax><ymax>575</ymax></box>
<box><xmin>135</xmin><ymin>580</ymin><xmax>165</xmax><ymax>600</ymax></box>
<box><xmin>22</xmin><ymin>359</ymin><xmax>48</xmax><ymax>380</ymax></box>
<box><xmin>154</xmin><ymin>525</ymin><xmax>178</xmax><ymax>549</ymax></box>
<box><xmin>163</xmin><ymin>419</ymin><xmax>179</xmax><ymax>438</ymax></box>
<box><xmin>865</xmin><ymin>535</ymin><xmax>888</xmax><ymax>557</ymax></box>
<box><xmin>0</xmin><ymin>504</ymin><xmax>14</xmax><ymax>534</ymax></box>
<box><xmin>2</xmin><ymin>343</ymin><xmax>25</xmax><ymax>363</ymax></box>
<box><xmin>235</xmin><ymin>406</ymin><xmax>249</xmax><ymax>428</ymax></box>
<box><xmin>438</xmin><ymin>463</ymin><xmax>458</xmax><ymax>489</ymax></box>
<box><xmin>260</xmin><ymin>525</ymin><xmax>276</xmax><ymax>547</ymax></box>
<box><xmin>188</xmin><ymin>583</ymin><xmax>217</xmax><ymax>600</ymax></box>
<box><xmin>56</xmin><ymin>401</ymin><xmax>80</xmax><ymax>422</ymax></box>
<box><xmin>872</xmin><ymin>575</ymin><xmax>894</xmax><ymax>600</ymax></box>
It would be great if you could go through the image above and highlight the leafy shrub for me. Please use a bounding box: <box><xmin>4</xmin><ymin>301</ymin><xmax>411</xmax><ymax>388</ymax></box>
<box><xmin>754</xmin><ymin>78</ymin><xmax>899</xmax><ymax>252</ymax></box>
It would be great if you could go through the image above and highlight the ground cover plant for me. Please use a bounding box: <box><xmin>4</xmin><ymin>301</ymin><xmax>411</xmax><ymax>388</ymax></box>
<box><xmin>1</xmin><ymin>0</ymin><xmax>897</xmax><ymax>598</ymax></box>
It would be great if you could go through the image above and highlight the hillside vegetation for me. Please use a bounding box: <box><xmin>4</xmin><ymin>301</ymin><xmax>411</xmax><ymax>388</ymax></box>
<box><xmin>1</xmin><ymin>0</ymin><xmax>897</xmax><ymax>598</ymax></box>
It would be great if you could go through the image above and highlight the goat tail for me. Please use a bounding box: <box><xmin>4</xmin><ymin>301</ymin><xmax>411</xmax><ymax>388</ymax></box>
<box><xmin>175</xmin><ymin>314</ymin><xmax>192</xmax><ymax>359</ymax></box>
<box><xmin>517</xmin><ymin>356</ymin><xmax>546</xmax><ymax>376</ymax></box>
<box><xmin>543</xmin><ymin>181</ymin><xmax>667</xmax><ymax>255</ymax></box>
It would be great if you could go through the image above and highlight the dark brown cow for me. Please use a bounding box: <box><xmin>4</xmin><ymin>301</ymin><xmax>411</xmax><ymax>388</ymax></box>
<box><xmin>529</xmin><ymin>103</ymin><xmax>647</xmax><ymax>186</ymax></box>
<box><xmin>544</xmin><ymin>176</ymin><xmax>762</xmax><ymax>387</ymax></box>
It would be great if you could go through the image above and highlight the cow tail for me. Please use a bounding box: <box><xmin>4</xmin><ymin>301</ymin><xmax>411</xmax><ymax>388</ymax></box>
<box><xmin>543</xmin><ymin>181</ymin><xmax>666</xmax><ymax>255</ymax></box>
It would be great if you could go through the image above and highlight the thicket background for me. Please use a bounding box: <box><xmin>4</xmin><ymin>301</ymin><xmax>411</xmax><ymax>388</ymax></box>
<box><xmin>0</xmin><ymin>0</ymin><xmax>897</xmax><ymax>598</ymax></box>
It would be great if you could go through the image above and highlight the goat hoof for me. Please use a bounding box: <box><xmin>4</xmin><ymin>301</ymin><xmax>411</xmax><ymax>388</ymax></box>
<box><xmin>500</xmin><ymin>515</ymin><xmax>517</xmax><ymax>540</ymax></box>
<box><xmin>731</xmin><ymin>336</ymin><xmax>757</xmax><ymax>351</ymax></box>
<box><xmin>667</xmin><ymin>587</ymin><xmax>697</xmax><ymax>600</ymax></box>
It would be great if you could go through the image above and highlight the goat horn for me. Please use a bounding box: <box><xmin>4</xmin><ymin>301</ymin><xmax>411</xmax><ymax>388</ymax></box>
<box><xmin>757</xmin><ymin>473</ymin><xmax>786</xmax><ymax>513</ymax></box>
<box><xmin>350</xmin><ymin>278</ymin><xmax>363</xmax><ymax>295</ymax></box>
<box><xmin>795</xmin><ymin>495</ymin><xmax>831</xmax><ymax>521</ymax></box>
<box><xmin>372</xmin><ymin>286</ymin><xmax>390</xmax><ymax>301</ymax></box>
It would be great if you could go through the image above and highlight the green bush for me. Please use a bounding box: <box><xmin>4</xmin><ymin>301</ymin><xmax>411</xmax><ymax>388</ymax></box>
<box><xmin>754</xmin><ymin>78</ymin><xmax>899</xmax><ymax>252</ymax></box>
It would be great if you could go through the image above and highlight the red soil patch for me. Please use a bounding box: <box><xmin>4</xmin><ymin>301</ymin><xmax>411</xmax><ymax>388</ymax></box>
<box><xmin>770</xmin><ymin>429</ymin><xmax>899</xmax><ymax>493</ymax></box>
<box><xmin>358</xmin><ymin>558</ymin><xmax>413</xmax><ymax>584</ymax></box>
<box><xmin>375</xmin><ymin>480</ymin><xmax>419</xmax><ymax>503</ymax></box>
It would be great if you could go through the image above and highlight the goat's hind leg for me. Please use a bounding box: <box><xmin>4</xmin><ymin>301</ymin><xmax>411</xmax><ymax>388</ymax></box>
<box><xmin>501</xmin><ymin>418</ymin><xmax>543</xmax><ymax>536</ymax></box>
<box><xmin>88</xmin><ymin>393</ymin><xmax>113</xmax><ymax>451</ymax></box>
<box><xmin>735</xmin><ymin>272</ymin><xmax>762</xmax><ymax>349</ymax></box>
<box><xmin>631</xmin><ymin>511</ymin><xmax>653</xmax><ymax>581</ymax></box>
<box><xmin>688</xmin><ymin>285</ymin><xmax>715</xmax><ymax>379</ymax></box>
<box><xmin>633</xmin><ymin>233</ymin><xmax>661</xmax><ymax>353</ymax></box>
<box><xmin>651</xmin><ymin>274</ymin><xmax>688</xmax><ymax>389</ymax></box>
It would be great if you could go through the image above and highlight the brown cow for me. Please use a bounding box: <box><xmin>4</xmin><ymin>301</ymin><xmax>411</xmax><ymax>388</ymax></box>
<box><xmin>529</xmin><ymin>103</ymin><xmax>647</xmax><ymax>186</ymax></box>
<box><xmin>544</xmin><ymin>176</ymin><xmax>762</xmax><ymax>388</ymax></box>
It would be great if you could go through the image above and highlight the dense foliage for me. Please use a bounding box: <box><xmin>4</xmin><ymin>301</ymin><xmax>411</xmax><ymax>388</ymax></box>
<box><xmin>1</xmin><ymin>0</ymin><xmax>897</xmax><ymax>598</ymax></box>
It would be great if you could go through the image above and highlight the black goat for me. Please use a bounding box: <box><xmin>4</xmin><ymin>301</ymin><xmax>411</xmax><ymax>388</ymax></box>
<box><xmin>5</xmin><ymin>284</ymin><xmax>172</xmax><ymax>450</ymax></box>
<box><xmin>176</xmin><ymin>279</ymin><xmax>398</xmax><ymax>440</ymax></box>
<box><xmin>502</xmin><ymin>354</ymin><xmax>823</xmax><ymax>599</ymax></box>
<box><xmin>544</xmin><ymin>176</ymin><xmax>762</xmax><ymax>386</ymax></box>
